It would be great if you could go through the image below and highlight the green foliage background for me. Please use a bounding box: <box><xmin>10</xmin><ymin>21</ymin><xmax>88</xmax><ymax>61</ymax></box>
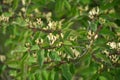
<box><xmin>0</xmin><ymin>0</ymin><xmax>120</xmax><ymax>80</ymax></box>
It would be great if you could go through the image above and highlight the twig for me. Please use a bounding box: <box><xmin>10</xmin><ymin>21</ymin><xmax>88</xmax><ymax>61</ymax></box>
<box><xmin>74</xmin><ymin>25</ymin><xmax>103</xmax><ymax>64</ymax></box>
<box><xmin>28</xmin><ymin>27</ymin><xmax>62</xmax><ymax>34</ymax></box>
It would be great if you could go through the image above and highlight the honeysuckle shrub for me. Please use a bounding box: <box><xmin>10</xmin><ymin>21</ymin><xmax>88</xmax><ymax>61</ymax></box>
<box><xmin>0</xmin><ymin>0</ymin><xmax>120</xmax><ymax>80</ymax></box>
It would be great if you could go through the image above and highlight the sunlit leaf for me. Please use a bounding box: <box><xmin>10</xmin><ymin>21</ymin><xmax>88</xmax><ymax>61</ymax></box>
<box><xmin>37</xmin><ymin>49</ymin><xmax>45</xmax><ymax>67</ymax></box>
<box><xmin>61</xmin><ymin>64</ymin><xmax>72</xmax><ymax>80</ymax></box>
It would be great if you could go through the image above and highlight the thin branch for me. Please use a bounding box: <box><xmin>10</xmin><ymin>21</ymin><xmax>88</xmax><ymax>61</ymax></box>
<box><xmin>28</xmin><ymin>26</ymin><xmax>62</xmax><ymax>34</ymax></box>
<box><xmin>74</xmin><ymin>25</ymin><xmax>103</xmax><ymax>64</ymax></box>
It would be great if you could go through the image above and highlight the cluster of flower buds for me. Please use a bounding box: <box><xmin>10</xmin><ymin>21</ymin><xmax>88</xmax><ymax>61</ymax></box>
<box><xmin>88</xmin><ymin>7</ymin><xmax>99</xmax><ymax>19</ymax></box>
<box><xmin>107</xmin><ymin>42</ymin><xmax>120</xmax><ymax>49</ymax></box>
<box><xmin>0</xmin><ymin>14</ymin><xmax>9</xmax><ymax>22</ymax></box>
<box><xmin>26</xmin><ymin>12</ymin><xmax>63</xmax><ymax>31</ymax></box>
<box><xmin>47</xmin><ymin>20</ymin><xmax>62</xmax><ymax>30</ymax></box>
<box><xmin>35</xmin><ymin>38</ymin><xmax>43</xmax><ymax>45</ymax></box>
<box><xmin>99</xmin><ymin>17</ymin><xmax>106</xmax><ymax>24</ymax></box>
<box><xmin>47</xmin><ymin>33</ymin><xmax>60</xmax><ymax>45</ymax></box>
<box><xmin>78</xmin><ymin>5</ymin><xmax>89</xmax><ymax>15</ymax></box>
<box><xmin>103</xmin><ymin>41</ymin><xmax>120</xmax><ymax>64</ymax></box>
<box><xmin>25</xmin><ymin>42</ymin><xmax>31</xmax><ymax>48</ymax></box>
<box><xmin>87</xmin><ymin>30</ymin><xmax>98</xmax><ymax>40</ymax></box>
<box><xmin>25</xmin><ymin>18</ymin><xmax>43</xmax><ymax>28</ymax></box>
<box><xmin>71</xmin><ymin>48</ymin><xmax>80</xmax><ymax>58</ymax></box>
<box><xmin>43</xmin><ymin>12</ymin><xmax>52</xmax><ymax>21</ymax></box>
<box><xmin>0</xmin><ymin>55</ymin><xmax>6</xmax><ymax>62</ymax></box>
<box><xmin>109</xmin><ymin>54</ymin><xmax>119</xmax><ymax>63</ymax></box>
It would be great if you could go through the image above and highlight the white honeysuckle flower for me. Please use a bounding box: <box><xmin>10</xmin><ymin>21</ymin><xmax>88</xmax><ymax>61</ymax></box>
<box><xmin>107</xmin><ymin>42</ymin><xmax>117</xmax><ymax>49</ymax></box>
<box><xmin>48</xmin><ymin>21</ymin><xmax>52</xmax><ymax>28</ymax></box>
<box><xmin>40</xmin><ymin>39</ymin><xmax>43</xmax><ymax>43</ymax></box>
<box><xmin>88</xmin><ymin>30</ymin><xmax>92</xmax><ymax>36</ymax></box>
<box><xmin>103</xmin><ymin>50</ymin><xmax>109</xmax><ymax>55</ymax></box>
<box><xmin>53</xmin><ymin>36</ymin><xmax>57</xmax><ymax>41</ymax></box>
<box><xmin>22</xmin><ymin>0</ymin><xmax>26</xmax><ymax>5</ymax></box>
<box><xmin>99</xmin><ymin>17</ymin><xmax>106</xmax><ymax>24</ymax></box>
<box><xmin>43</xmin><ymin>27</ymin><xmax>48</xmax><ymax>30</ymax></box>
<box><xmin>71</xmin><ymin>48</ymin><xmax>80</xmax><ymax>57</ymax></box>
<box><xmin>21</xmin><ymin>7</ymin><xmax>26</xmax><ymax>12</ymax></box>
<box><xmin>111</xmin><ymin>55</ymin><xmax>119</xmax><ymax>63</ymax></box>
<box><xmin>25</xmin><ymin>19</ymin><xmax>29</xmax><ymax>23</ymax></box>
<box><xmin>25</xmin><ymin>42</ymin><xmax>30</xmax><ymax>47</ymax></box>
<box><xmin>92</xmin><ymin>8</ymin><xmax>96</xmax><ymax>14</ymax></box>
<box><xmin>29</xmin><ymin>21</ymin><xmax>33</xmax><ymax>28</ymax></box>
<box><xmin>0</xmin><ymin>55</ymin><xmax>6</xmax><ymax>62</ymax></box>
<box><xmin>33</xmin><ymin>53</ymin><xmax>37</xmax><ymax>57</ymax></box>
<box><xmin>106</xmin><ymin>42</ymin><xmax>110</xmax><ymax>45</ymax></box>
<box><xmin>109</xmin><ymin>9</ymin><xmax>115</xmax><ymax>14</ymax></box>
<box><xmin>47</xmin><ymin>33</ymin><xmax>60</xmax><ymax>45</ymax></box>
<box><xmin>67</xmin><ymin>55</ymin><xmax>71</xmax><ymax>60</ymax></box>
<box><xmin>85</xmin><ymin>5</ymin><xmax>89</xmax><ymax>11</ymax></box>
<box><xmin>69</xmin><ymin>36</ymin><xmax>76</xmax><ymax>41</ymax></box>
<box><xmin>0</xmin><ymin>15</ymin><xmax>9</xmax><ymax>22</ymax></box>
<box><xmin>101</xmin><ymin>64</ymin><xmax>104</xmax><ymax>69</ymax></box>
<box><xmin>33</xmin><ymin>22</ymin><xmax>37</xmax><ymax>27</ymax></box>
<box><xmin>47</xmin><ymin>12</ymin><xmax>52</xmax><ymax>18</ymax></box>
<box><xmin>58</xmin><ymin>42</ymin><xmax>62</xmax><ymax>46</ymax></box>
<box><xmin>117</xmin><ymin>42</ymin><xmax>120</xmax><ymax>47</ymax></box>
<box><xmin>89</xmin><ymin>11</ymin><xmax>92</xmax><ymax>15</ymax></box>
<box><xmin>60</xmin><ymin>33</ymin><xmax>64</xmax><ymax>38</ymax></box>
<box><xmin>87</xmin><ymin>30</ymin><xmax>98</xmax><ymax>40</ymax></box>
<box><xmin>96</xmin><ymin>7</ymin><xmax>99</xmax><ymax>15</ymax></box>
<box><xmin>35</xmin><ymin>38</ymin><xmax>44</xmax><ymax>44</ymax></box>
<box><xmin>34</xmin><ymin>8</ymin><xmax>40</xmax><ymax>13</ymax></box>
<box><xmin>47</xmin><ymin>33</ymin><xmax>53</xmax><ymax>40</ymax></box>
<box><xmin>62</xmin><ymin>54</ymin><xmax>66</xmax><ymax>58</ymax></box>
<box><xmin>36</xmin><ymin>18</ymin><xmax>43</xmax><ymax>26</ymax></box>
<box><xmin>88</xmin><ymin>7</ymin><xmax>99</xmax><ymax>19</ymax></box>
<box><xmin>56</xmin><ymin>34</ymin><xmax>59</xmax><ymax>39</ymax></box>
<box><xmin>44</xmin><ymin>12</ymin><xmax>52</xmax><ymax>21</ymax></box>
<box><xmin>58</xmin><ymin>21</ymin><xmax>62</xmax><ymax>29</ymax></box>
<box><xmin>47</xmin><ymin>21</ymin><xmax>58</xmax><ymax>30</ymax></box>
<box><xmin>109</xmin><ymin>55</ymin><xmax>112</xmax><ymax>59</ymax></box>
<box><xmin>112</xmin><ymin>55</ymin><xmax>117</xmax><ymax>59</ymax></box>
<box><xmin>58</xmin><ymin>51</ymin><xmax>62</xmax><ymax>56</ymax></box>
<box><xmin>94</xmin><ymin>34</ymin><xmax>98</xmax><ymax>39</ymax></box>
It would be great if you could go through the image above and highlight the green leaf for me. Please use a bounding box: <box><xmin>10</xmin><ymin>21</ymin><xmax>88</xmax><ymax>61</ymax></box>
<box><xmin>12</xmin><ymin>0</ymin><xmax>19</xmax><ymax>10</ymax></box>
<box><xmin>13</xmin><ymin>18</ymin><xmax>28</xmax><ymax>27</ymax></box>
<box><xmin>48</xmin><ymin>70</ymin><xmax>55</xmax><ymax>80</ymax></box>
<box><xmin>70</xmin><ymin>64</ymin><xmax>75</xmax><ymax>74</ymax></box>
<box><xmin>3</xmin><ymin>12</ymin><xmax>13</xmax><ymax>17</ymax></box>
<box><xmin>20</xmin><ymin>52</ymin><xmax>29</xmax><ymax>65</ymax></box>
<box><xmin>61</xmin><ymin>64</ymin><xmax>72</xmax><ymax>80</ymax></box>
<box><xmin>11</xmin><ymin>47</ymin><xmax>27</xmax><ymax>54</ymax></box>
<box><xmin>81</xmin><ymin>0</ymin><xmax>91</xmax><ymax>4</ymax></box>
<box><xmin>49</xmin><ymin>51</ymin><xmax>61</xmax><ymax>61</ymax></box>
<box><xmin>90</xmin><ymin>22</ymin><xmax>98</xmax><ymax>31</ymax></box>
<box><xmin>99</xmin><ymin>27</ymin><xmax>115</xmax><ymax>37</ymax></box>
<box><xmin>7</xmin><ymin>61</ymin><xmax>20</xmax><ymax>69</ymax></box>
<box><xmin>64</xmin><ymin>0</ymin><xmax>71</xmax><ymax>10</ymax></box>
<box><xmin>28</xmin><ymin>56</ymin><xmax>36</xmax><ymax>63</ymax></box>
<box><xmin>37</xmin><ymin>49</ymin><xmax>45</xmax><ymax>68</ymax></box>
<box><xmin>63</xmin><ymin>30</ymin><xmax>71</xmax><ymax>39</ymax></box>
<box><xmin>99</xmin><ymin>76</ymin><xmax>107</xmax><ymax>80</ymax></box>
<box><xmin>42</xmin><ymin>70</ymin><xmax>48</xmax><ymax>80</ymax></box>
<box><xmin>54</xmin><ymin>71</ymin><xmax>59</xmax><ymax>80</ymax></box>
<box><xmin>55</xmin><ymin>0</ymin><xmax>65</xmax><ymax>18</ymax></box>
<box><xmin>63</xmin><ymin>41</ymin><xmax>72</xmax><ymax>46</ymax></box>
<box><xmin>31</xmin><ymin>45</ymin><xmax>39</xmax><ymax>51</ymax></box>
<box><xmin>105</xmin><ymin>22</ymin><xmax>118</xmax><ymax>28</ymax></box>
<box><xmin>64</xmin><ymin>46</ymin><xmax>74</xmax><ymax>57</ymax></box>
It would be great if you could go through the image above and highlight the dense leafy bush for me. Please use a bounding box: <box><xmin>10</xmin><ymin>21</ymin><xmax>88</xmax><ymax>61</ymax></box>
<box><xmin>0</xmin><ymin>0</ymin><xmax>120</xmax><ymax>80</ymax></box>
